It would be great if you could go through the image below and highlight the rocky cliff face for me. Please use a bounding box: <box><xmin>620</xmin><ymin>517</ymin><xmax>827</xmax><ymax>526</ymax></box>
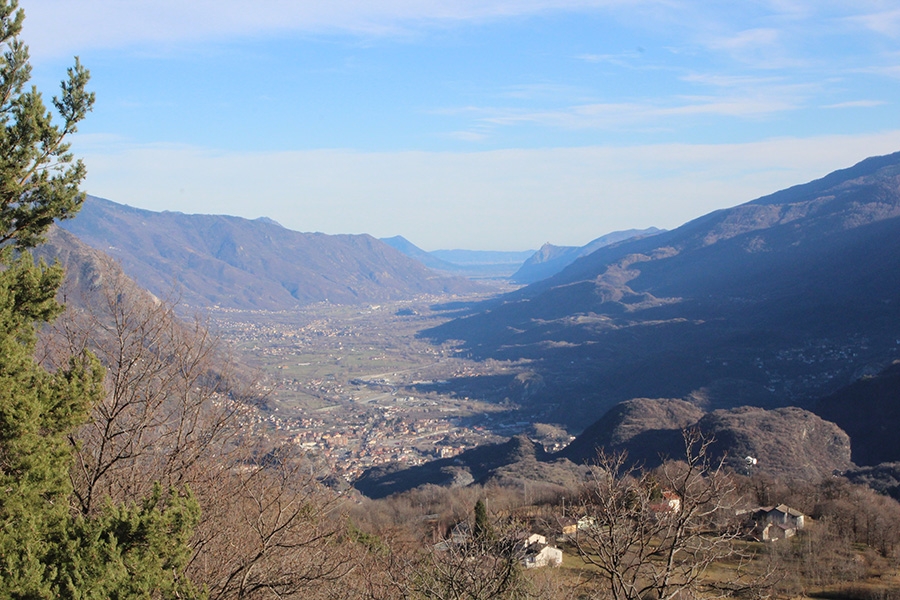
<box><xmin>697</xmin><ymin>406</ymin><xmax>852</xmax><ymax>481</ymax></box>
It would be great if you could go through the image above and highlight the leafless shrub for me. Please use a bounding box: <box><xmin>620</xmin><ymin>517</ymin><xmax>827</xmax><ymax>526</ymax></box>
<box><xmin>575</xmin><ymin>429</ymin><xmax>776</xmax><ymax>600</ymax></box>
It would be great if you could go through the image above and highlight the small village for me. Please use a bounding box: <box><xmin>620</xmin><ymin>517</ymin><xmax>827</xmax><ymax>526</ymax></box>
<box><xmin>430</xmin><ymin>494</ymin><xmax>811</xmax><ymax>572</ymax></box>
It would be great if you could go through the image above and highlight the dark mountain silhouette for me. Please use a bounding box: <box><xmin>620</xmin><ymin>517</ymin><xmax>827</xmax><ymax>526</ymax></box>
<box><xmin>354</xmin><ymin>400</ymin><xmax>850</xmax><ymax>498</ymax></box>
<box><xmin>61</xmin><ymin>197</ymin><xmax>485</xmax><ymax>310</ymax></box>
<box><xmin>815</xmin><ymin>360</ymin><xmax>900</xmax><ymax>466</ymax></box>
<box><xmin>424</xmin><ymin>152</ymin><xmax>900</xmax><ymax>427</ymax></box>
<box><xmin>511</xmin><ymin>228</ymin><xmax>662</xmax><ymax>284</ymax></box>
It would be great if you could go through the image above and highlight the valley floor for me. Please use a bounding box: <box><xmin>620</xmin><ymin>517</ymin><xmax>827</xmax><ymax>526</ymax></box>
<box><xmin>209</xmin><ymin>292</ymin><xmax>563</xmax><ymax>482</ymax></box>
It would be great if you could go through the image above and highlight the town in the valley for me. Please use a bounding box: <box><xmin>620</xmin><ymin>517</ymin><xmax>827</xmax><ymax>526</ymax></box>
<box><xmin>208</xmin><ymin>294</ymin><xmax>575</xmax><ymax>483</ymax></box>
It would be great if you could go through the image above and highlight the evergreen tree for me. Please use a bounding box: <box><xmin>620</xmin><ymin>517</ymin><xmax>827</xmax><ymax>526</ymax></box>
<box><xmin>0</xmin><ymin>2</ymin><xmax>202</xmax><ymax>597</ymax></box>
<box><xmin>473</xmin><ymin>499</ymin><xmax>493</xmax><ymax>544</ymax></box>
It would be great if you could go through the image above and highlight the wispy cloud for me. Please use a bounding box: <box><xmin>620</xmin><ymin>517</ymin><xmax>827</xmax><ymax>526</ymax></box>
<box><xmin>496</xmin><ymin>83</ymin><xmax>584</xmax><ymax>101</ymax></box>
<box><xmin>576</xmin><ymin>50</ymin><xmax>646</xmax><ymax>67</ymax></box>
<box><xmin>445</xmin><ymin>130</ymin><xmax>488</xmax><ymax>142</ymax></box>
<box><xmin>707</xmin><ymin>28</ymin><xmax>780</xmax><ymax>51</ymax></box>
<box><xmin>845</xmin><ymin>8</ymin><xmax>900</xmax><ymax>38</ymax></box>
<box><xmin>21</xmin><ymin>0</ymin><xmax>662</xmax><ymax>58</ymax></box>
<box><xmin>861</xmin><ymin>65</ymin><xmax>900</xmax><ymax>79</ymax></box>
<box><xmin>823</xmin><ymin>99</ymin><xmax>887</xmax><ymax>109</ymax></box>
<box><xmin>680</xmin><ymin>73</ymin><xmax>786</xmax><ymax>88</ymax></box>
<box><xmin>473</xmin><ymin>92</ymin><xmax>800</xmax><ymax>131</ymax></box>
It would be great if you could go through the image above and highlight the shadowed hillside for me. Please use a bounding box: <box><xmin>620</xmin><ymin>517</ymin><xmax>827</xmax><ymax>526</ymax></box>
<box><xmin>354</xmin><ymin>434</ymin><xmax>586</xmax><ymax>500</ymax></box>
<box><xmin>815</xmin><ymin>360</ymin><xmax>900</xmax><ymax>466</ymax></box>
<box><xmin>559</xmin><ymin>398</ymin><xmax>704</xmax><ymax>465</ymax></box>
<box><xmin>424</xmin><ymin>152</ymin><xmax>900</xmax><ymax>426</ymax></box>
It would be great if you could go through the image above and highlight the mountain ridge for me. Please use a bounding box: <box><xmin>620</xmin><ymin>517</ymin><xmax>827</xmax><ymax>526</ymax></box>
<box><xmin>354</xmin><ymin>401</ymin><xmax>851</xmax><ymax>499</ymax></box>
<box><xmin>423</xmin><ymin>151</ymin><xmax>900</xmax><ymax>426</ymax></box>
<box><xmin>511</xmin><ymin>227</ymin><xmax>663</xmax><ymax>284</ymax></box>
<box><xmin>61</xmin><ymin>197</ymin><xmax>486</xmax><ymax>310</ymax></box>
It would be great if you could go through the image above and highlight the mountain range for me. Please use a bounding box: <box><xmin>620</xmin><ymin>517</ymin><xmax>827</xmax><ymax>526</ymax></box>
<box><xmin>40</xmin><ymin>152</ymin><xmax>900</xmax><ymax>498</ymax></box>
<box><xmin>424</xmin><ymin>151</ymin><xmax>900</xmax><ymax>427</ymax></box>
<box><xmin>60</xmin><ymin>197</ymin><xmax>485</xmax><ymax>310</ymax></box>
<box><xmin>510</xmin><ymin>227</ymin><xmax>662</xmax><ymax>284</ymax></box>
<box><xmin>382</xmin><ymin>231</ymin><xmax>663</xmax><ymax>283</ymax></box>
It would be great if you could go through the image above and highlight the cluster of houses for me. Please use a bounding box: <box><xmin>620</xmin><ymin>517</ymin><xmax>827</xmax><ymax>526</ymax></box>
<box><xmin>519</xmin><ymin>501</ymin><xmax>808</xmax><ymax>572</ymax></box>
<box><xmin>435</xmin><ymin>524</ymin><xmax>564</xmax><ymax>569</ymax></box>
<box><xmin>519</xmin><ymin>533</ymin><xmax>564</xmax><ymax>569</ymax></box>
<box><xmin>434</xmin><ymin>498</ymin><xmax>809</xmax><ymax>573</ymax></box>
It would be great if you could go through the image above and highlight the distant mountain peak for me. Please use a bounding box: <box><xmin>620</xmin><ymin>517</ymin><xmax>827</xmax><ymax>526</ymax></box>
<box><xmin>511</xmin><ymin>227</ymin><xmax>662</xmax><ymax>284</ymax></box>
<box><xmin>254</xmin><ymin>216</ymin><xmax>283</xmax><ymax>228</ymax></box>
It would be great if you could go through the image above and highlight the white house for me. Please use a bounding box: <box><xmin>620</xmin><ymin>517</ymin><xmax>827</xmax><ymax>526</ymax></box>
<box><xmin>519</xmin><ymin>533</ymin><xmax>563</xmax><ymax>568</ymax></box>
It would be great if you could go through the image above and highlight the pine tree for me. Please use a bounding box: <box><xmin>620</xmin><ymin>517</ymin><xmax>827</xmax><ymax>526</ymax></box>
<box><xmin>0</xmin><ymin>2</ymin><xmax>202</xmax><ymax>597</ymax></box>
<box><xmin>473</xmin><ymin>499</ymin><xmax>492</xmax><ymax>544</ymax></box>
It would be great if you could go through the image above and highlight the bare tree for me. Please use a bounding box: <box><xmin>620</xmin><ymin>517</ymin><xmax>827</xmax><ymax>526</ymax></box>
<box><xmin>40</xmin><ymin>266</ymin><xmax>360</xmax><ymax>598</ymax></box>
<box><xmin>409</xmin><ymin>535</ymin><xmax>526</xmax><ymax>600</ymax></box>
<box><xmin>40</xmin><ymin>268</ymin><xmax>240</xmax><ymax>514</ymax></box>
<box><xmin>358</xmin><ymin>501</ymin><xmax>549</xmax><ymax>600</ymax></box>
<box><xmin>575</xmin><ymin>429</ymin><xmax>768</xmax><ymax>600</ymax></box>
<box><xmin>190</xmin><ymin>447</ymin><xmax>358</xmax><ymax>600</ymax></box>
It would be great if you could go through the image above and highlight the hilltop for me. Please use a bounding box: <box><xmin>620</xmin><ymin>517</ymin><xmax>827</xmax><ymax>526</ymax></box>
<box><xmin>354</xmin><ymin>400</ymin><xmax>850</xmax><ymax>498</ymax></box>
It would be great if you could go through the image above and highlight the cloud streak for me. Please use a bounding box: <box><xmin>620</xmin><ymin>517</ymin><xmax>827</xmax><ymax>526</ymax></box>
<box><xmin>23</xmin><ymin>1</ymin><xmax>898</xmax><ymax>58</ymax></box>
<box><xmin>473</xmin><ymin>94</ymin><xmax>801</xmax><ymax>131</ymax></box>
<box><xmin>22</xmin><ymin>0</ymin><xmax>661</xmax><ymax>57</ymax></box>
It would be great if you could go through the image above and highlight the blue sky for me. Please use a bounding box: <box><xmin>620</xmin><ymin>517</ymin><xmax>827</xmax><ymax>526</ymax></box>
<box><xmin>21</xmin><ymin>0</ymin><xmax>900</xmax><ymax>250</ymax></box>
